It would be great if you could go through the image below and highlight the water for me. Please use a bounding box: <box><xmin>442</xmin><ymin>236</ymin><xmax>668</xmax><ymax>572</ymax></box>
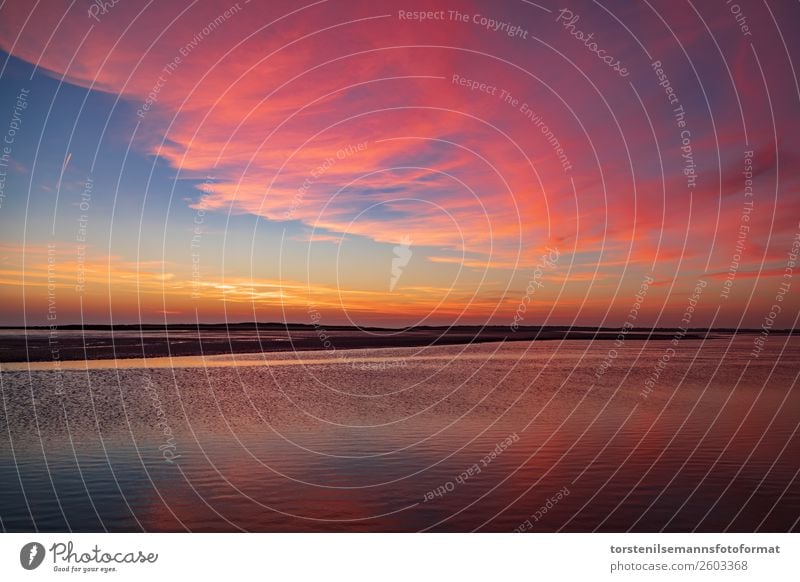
<box><xmin>1</xmin><ymin>335</ymin><xmax>798</xmax><ymax>532</ymax></box>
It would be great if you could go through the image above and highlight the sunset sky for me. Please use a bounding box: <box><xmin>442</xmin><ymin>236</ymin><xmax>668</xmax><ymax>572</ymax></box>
<box><xmin>0</xmin><ymin>0</ymin><xmax>798</xmax><ymax>327</ymax></box>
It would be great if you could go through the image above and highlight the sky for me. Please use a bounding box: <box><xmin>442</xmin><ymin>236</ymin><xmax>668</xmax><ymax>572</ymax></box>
<box><xmin>0</xmin><ymin>0</ymin><xmax>798</xmax><ymax>328</ymax></box>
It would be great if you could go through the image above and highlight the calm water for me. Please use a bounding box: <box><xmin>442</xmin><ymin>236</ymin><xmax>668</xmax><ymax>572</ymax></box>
<box><xmin>1</xmin><ymin>335</ymin><xmax>798</xmax><ymax>532</ymax></box>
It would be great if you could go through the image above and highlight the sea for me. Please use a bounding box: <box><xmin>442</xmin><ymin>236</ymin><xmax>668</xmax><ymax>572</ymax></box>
<box><xmin>1</xmin><ymin>334</ymin><xmax>798</xmax><ymax>531</ymax></box>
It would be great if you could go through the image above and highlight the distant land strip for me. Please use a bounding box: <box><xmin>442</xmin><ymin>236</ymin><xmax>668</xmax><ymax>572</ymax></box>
<box><xmin>1</xmin><ymin>323</ymin><xmax>795</xmax><ymax>364</ymax></box>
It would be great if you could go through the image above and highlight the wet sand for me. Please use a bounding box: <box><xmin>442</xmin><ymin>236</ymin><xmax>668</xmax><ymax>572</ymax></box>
<box><xmin>0</xmin><ymin>325</ymin><xmax>711</xmax><ymax>363</ymax></box>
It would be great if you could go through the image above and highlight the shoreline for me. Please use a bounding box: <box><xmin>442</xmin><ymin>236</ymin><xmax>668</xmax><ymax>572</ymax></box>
<box><xmin>0</xmin><ymin>327</ymin><xmax>719</xmax><ymax>364</ymax></box>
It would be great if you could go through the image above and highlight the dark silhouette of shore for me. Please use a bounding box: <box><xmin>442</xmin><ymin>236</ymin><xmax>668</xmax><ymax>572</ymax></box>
<box><xmin>0</xmin><ymin>323</ymin><xmax>794</xmax><ymax>363</ymax></box>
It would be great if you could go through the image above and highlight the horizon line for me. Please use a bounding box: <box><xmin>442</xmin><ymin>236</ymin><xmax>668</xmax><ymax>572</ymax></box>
<box><xmin>1</xmin><ymin>322</ymin><xmax>797</xmax><ymax>333</ymax></box>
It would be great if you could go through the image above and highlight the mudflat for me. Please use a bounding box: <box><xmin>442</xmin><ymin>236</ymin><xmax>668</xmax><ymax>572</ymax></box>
<box><xmin>0</xmin><ymin>325</ymin><xmax>704</xmax><ymax>363</ymax></box>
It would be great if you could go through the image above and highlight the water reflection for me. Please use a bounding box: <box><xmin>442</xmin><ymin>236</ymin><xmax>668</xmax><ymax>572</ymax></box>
<box><xmin>1</xmin><ymin>337</ymin><xmax>798</xmax><ymax>531</ymax></box>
